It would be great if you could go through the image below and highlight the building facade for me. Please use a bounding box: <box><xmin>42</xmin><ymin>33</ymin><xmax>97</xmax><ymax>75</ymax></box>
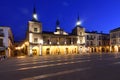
<box><xmin>85</xmin><ymin>31</ymin><xmax>110</xmax><ymax>53</ymax></box>
<box><xmin>0</xmin><ymin>27</ymin><xmax>14</xmax><ymax>57</ymax></box>
<box><xmin>26</xmin><ymin>12</ymin><xmax>86</xmax><ymax>56</ymax></box>
<box><xmin>110</xmin><ymin>27</ymin><xmax>120</xmax><ymax>52</ymax></box>
<box><xmin>15</xmin><ymin>8</ymin><xmax>111</xmax><ymax>56</ymax></box>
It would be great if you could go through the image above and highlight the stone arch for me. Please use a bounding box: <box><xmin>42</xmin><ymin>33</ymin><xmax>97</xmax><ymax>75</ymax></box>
<box><xmin>32</xmin><ymin>46</ymin><xmax>39</xmax><ymax>56</ymax></box>
<box><xmin>46</xmin><ymin>48</ymin><xmax>50</xmax><ymax>55</ymax></box>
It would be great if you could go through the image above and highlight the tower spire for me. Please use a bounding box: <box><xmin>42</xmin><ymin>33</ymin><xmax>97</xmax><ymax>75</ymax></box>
<box><xmin>56</xmin><ymin>19</ymin><xmax>60</xmax><ymax>30</ymax></box>
<box><xmin>56</xmin><ymin>19</ymin><xmax>60</xmax><ymax>26</ymax></box>
<box><xmin>77</xmin><ymin>15</ymin><xmax>80</xmax><ymax>21</ymax></box>
<box><xmin>76</xmin><ymin>14</ymin><xmax>81</xmax><ymax>26</ymax></box>
<box><xmin>32</xmin><ymin>5</ymin><xmax>38</xmax><ymax>21</ymax></box>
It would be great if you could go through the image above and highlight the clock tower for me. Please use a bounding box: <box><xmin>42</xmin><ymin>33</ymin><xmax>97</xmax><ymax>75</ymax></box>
<box><xmin>27</xmin><ymin>6</ymin><xmax>43</xmax><ymax>56</ymax></box>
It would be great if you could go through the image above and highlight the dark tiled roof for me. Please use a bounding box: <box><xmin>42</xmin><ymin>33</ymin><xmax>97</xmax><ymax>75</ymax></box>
<box><xmin>85</xmin><ymin>31</ymin><xmax>97</xmax><ymax>34</ymax></box>
<box><xmin>29</xmin><ymin>20</ymin><xmax>41</xmax><ymax>23</ymax></box>
<box><xmin>42</xmin><ymin>31</ymin><xmax>54</xmax><ymax>34</ymax></box>
<box><xmin>86</xmin><ymin>31</ymin><xmax>109</xmax><ymax>35</ymax></box>
<box><xmin>110</xmin><ymin>27</ymin><xmax>120</xmax><ymax>32</ymax></box>
<box><xmin>76</xmin><ymin>25</ymin><xmax>83</xmax><ymax>28</ymax></box>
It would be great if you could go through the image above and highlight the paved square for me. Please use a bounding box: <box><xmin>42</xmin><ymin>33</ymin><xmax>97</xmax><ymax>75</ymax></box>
<box><xmin>0</xmin><ymin>54</ymin><xmax>120</xmax><ymax>80</ymax></box>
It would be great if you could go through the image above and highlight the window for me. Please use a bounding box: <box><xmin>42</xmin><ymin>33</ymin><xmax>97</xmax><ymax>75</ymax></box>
<box><xmin>91</xmin><ymin>41</ymin><xmax>93</xmax><ymax>45</ymax></box>
<box><xmin>0</xmin><ymin>29</ymin><xmax>3</xmax><ymax>34</ymax></box>
<box><xmin>0</xmin><ymin>29</ymin><xmax>3</xmax><ymax>31</ymax></box>
<box><xmin>46</xmin><ymin>48</ymin><xmax>50</xmax><ymax>55</ymax></box>
<box><xmin>0</xmin><ymin>39</ymin><xmax>3</xmax><ymax>46</ymax></box>
<box><xmin>87</xmin><ymin>41</ymin><xmax>89</xmax><ymax>46</ymax></box>
<box><xmin>80</xmin><ymin>32</ymin><xmax>82</xmax><ymax>36</ymax></box>
<box><xmin>80</xmin><ymin>40</ymin><xmax>82</xmax><ymax>44</ymax></box>
<box><xmin>99</xmin><ymin>41</ymin><xmax>101</xmax><ymax>46</ymax></box>
<box><xmin>34</xmin><ymin>38</ymin><xmax>38</xmax><ymax>43</ymax></box>
<box><xmin>87</xmin><ymin>35</ymin><xmax>89</xmax><ymax>39</ymax></box>
<box><xmin>113</xmin><ymin>40</ymin><xmax>116</xmax><ymax>44</ymax></box>
<box><xmin>119</xmin><ymin>33</ymin><xmax>120</xmax><ymax>37</ymax></box>
<box><xmin>91</xmin><ymin>35</ymin><xmax>92</xmax><ymax>39</ymax></box>
<box><xmin>47</xmin><ymin>39</ymin><xmax>50</xmax><ymax>44</ymax></box>
<box><xmin>34</xmin><ymin>28</ymin><xmax>38</xmax><ymax>32</ymax></box>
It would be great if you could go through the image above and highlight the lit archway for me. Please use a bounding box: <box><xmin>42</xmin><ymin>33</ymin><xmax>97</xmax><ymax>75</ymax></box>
<box><xmin>46</xmin><ymin>48</ymin><xmax>50</xmax><ymax>55</ymax></box>
<box><xmin>32</xmin><ymin>46</ymin><xmax>39</xmax><ymax>56</ymax></box>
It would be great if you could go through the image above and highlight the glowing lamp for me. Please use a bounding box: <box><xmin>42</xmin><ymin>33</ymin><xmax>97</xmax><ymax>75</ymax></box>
<box><xmin>76</xmin><ymin>21</ymin><xmax>82</xmax><ymax>26</ymax></box>
<box><xmin>33</xmin><ymin>14</ymin><xmax>38</xmax><ymax>20</ymax></box>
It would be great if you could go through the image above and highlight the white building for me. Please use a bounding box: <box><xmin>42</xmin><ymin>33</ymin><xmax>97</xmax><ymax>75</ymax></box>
<box><xmin>85</xmin><ymin>31</ymin><xmax>110</xmax><ymax>53</ymax></box>
<box><xmin>0</xmin><ymin>27</ymin><xmax>14</xmax><ymax>57</ymax></box>
<box><xmin>110</xmin><ymin>27</ymin><xmax>120</xmax><ymax>52</ymax></box>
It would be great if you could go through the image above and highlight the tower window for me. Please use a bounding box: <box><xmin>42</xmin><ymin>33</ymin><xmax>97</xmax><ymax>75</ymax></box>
<box><xmin>34</xmin><ymin>28</ymin><xmax>38</xmax><ymax>32</ymax></box>
<box><xmin>34</xmin><ymin>38</ymin><xmax>38</xmax><ymax>43</ymax></box>
<box><xmin>80</xmin><ymin>40</ymin><xmax>82</xmax><ymax>44</ymax></box>
<box><xmin>80</xmin><ymin>32</ymin><xmax>82</xmax><ymax>36</ymax></box>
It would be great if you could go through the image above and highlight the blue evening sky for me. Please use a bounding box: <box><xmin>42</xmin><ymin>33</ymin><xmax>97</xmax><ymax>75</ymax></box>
<box><xmin>0</xmin><ymin>0</ymin><xmax>120</xmax><ymax>41</ymax></box>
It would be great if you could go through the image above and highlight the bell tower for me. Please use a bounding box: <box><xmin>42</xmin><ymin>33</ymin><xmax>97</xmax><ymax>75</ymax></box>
<box><xmin>72</xmin><ymin>15</ymin><xmax>86</xmax><ymax>53</ymax></box>
<box><xmin>27</xmin><ymin>6</ymin><xmax>43</xmax><ymax>56</ymax></box>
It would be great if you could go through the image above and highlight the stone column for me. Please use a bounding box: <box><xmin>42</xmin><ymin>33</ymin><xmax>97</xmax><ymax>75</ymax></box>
<box><xmin>29</xmin><ymin>45</ymin><xmax>32</xmax><ymax>56</ymax></box>
<box><xmin>39</xmin><ymin>44</ymin><xmax>42</xmax><ymax>56</ymax></box>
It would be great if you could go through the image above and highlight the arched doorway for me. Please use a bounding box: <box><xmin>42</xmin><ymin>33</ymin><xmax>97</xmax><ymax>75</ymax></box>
<box><xmin>94</xmin><ymin>48</ymin><xmax>96</xmax><ymax>52</ymax></box>
<box><xmin>66</xmin><ymin>48</ymin><xmax>68</xmax><ymax>54</ymax></box>
<box><xmin>46</xmin><ymin>48</ymin><xmax>50</xmax><ymax>55</ymax></box>
<box><xmin>91</xmin><ymin>48</ymin><xmax>94</xmax><ymax>53</ymax></box>
<box><xmin>74</xmin><ymin>48</ymin><xmax>77</xmax><ymax>54</ymax></box>
<box><xmin>56</xmin><ymin>48</ymin><xmax>60</xmax><ymax>55</ymax></box>
<box><xmin>32</xmin><ymin>46</ymin><xmax>39</xmax><ymax>56</ymax></box>
<box><xmin>119</xmin><ymin>47</ymin><xmax>120</xmax><ymax>52</ymax></box>
<box><xmin>112</xmin><ymin>46</ymin><xmax>114</xmax><ymax>52</ymax></box>
<box><xmin>102</xmin><ymin>48</ymin><xmax>105</xmax><ymax>52</ymax></box>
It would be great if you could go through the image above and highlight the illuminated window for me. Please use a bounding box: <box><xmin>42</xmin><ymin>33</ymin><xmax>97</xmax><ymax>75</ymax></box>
<box><xmin>46</xmin><ymin>48</ymin><xmax>50</xmax><ymax>55</ymax></box>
